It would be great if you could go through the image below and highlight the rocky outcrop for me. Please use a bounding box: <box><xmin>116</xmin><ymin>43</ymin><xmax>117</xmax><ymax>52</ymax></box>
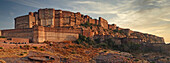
<box><xmin>90</xmin><ymin>24</ymin><xmax>165</xmax><ymax>44</ymax></box>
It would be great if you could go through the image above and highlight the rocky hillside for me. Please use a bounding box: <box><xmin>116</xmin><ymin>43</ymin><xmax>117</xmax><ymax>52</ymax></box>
<box><xmin>0</xmin><ymin>42</ymin><xmax>144</xmax><ymax>63</ymax></box>
<box><xmin>76</xmin><ymin>22</ymin><xmax>165</xmax><ymax>44</ymax></box>
<box><xmin>0</xmin><ymin>42</ymin><xmax>169</xmax><ymax>63</ymax></box>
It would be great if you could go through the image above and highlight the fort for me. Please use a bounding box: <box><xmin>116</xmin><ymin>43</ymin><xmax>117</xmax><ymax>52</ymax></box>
<box><xmin>0</xmin><ymin>8</ymin><xmax>165</xmax><ymax>44</ymax></box>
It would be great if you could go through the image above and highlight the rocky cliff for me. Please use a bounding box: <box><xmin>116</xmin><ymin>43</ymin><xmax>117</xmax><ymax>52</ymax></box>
<box><xmin>76</xmin><ymin>23</ymin><xmax>165</xmax><ymax>44</ymax></box>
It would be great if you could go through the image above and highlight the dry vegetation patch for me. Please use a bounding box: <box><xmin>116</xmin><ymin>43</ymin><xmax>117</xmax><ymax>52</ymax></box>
<box><xmin>0</xmin><ymin>49</ymin><xmax>27</xmax><ymax>58</ymax></box>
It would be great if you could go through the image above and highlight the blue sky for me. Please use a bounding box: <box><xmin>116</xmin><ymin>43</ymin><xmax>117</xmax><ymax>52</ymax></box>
<box><xmin>0</xmin><ymin>0</ymin><xmax>170</xmax><ymax>43</ymax></box>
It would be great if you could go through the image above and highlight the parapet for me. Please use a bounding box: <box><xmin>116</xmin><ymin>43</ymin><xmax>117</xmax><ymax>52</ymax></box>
<box><xmin>29</xmin><ymin>12</ymin><xmax>34</xmax><ymax>16</ymax></box>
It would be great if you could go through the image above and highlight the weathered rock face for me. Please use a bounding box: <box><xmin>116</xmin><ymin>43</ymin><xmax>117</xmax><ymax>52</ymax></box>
<box><xmin>91</xmin><ymin>24</ymin><xmax>165</xmax><ymax>44</ymax></box>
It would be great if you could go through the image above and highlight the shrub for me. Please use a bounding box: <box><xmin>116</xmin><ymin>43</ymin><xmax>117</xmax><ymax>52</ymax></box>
<box><xmin>85</xmin><ymin>37</ymin><xmax>95</xmax><ymax>45</ymax></box>
<box><xmin>24</xmin><ymin>45</ymin><xmax>30</xmax><ymax>48</ymax></box>
<box><xmin>134</xmin><ymin>59</ymin><xmax>139</xmax><ymax>61</ymax></box>
<box><xmin>40</xmin><ymin>49</ymin><xmax>44</xmax><ymax>51</ymax></box>
<box><xmin>0</xmin><ymin>36</ymin><xmax>5</xmax><ymax>38</ymax></box>
<box><xmin>94</xmin><ymin>38</ymin><xmax>101</xmax><ymax>44</ymax></box>
<box><xmin>77</xmin><ymin>45</ymin><xmax>82</xmax><ymax>48</ymax></box>
<box><xmin>80</xmin><ymin>22</ymin><xmax>91</xmax><ymax>28</ymax></box>
<box><xmin>71</xmin><ymin>51</ymin><xmax>76</xmax><ymax>54</ymax></box>
<box><xmin>23</xmin><ymin>52</ymin><xmax>27</xmax><ymax>54</ymax></box>
<box><xmin>63</xmin><ymin>46</ymin><xmax>67</xmax><ymax>49</ymax></box>
<box><xmin>103</xmin><ymin>50</ymin><xmax>107</xmax><ymax>52</ymax></box>
<box><xmin>33</xmin><ymin>46</ymin><xmax>38</xmax><ymax>49</ymax></box>
<box><xmin>150</xmin><ymin>61</ymin><xmax>155</xmax><ymax>63</ymax></box>
<box><xmin>90</xmin><ymin>26</ymin><xmax>92</xmax><ymax>29</ymax></box>
<box><xmin>68</xmin><ymin>45</ymin><xmax>73</xmax><ymax>48</ymax></box>
<box><xmin>0</xmin><ymin>47</ymin><xmax>3</xmax><ymax>49</ymax></box>
<box><xmin>96</xmin><ymin>43</ymin><xmax>108</xmax><ymax>49</ymax></box>
<box><xmin>20</xmin><ymin>53</ymin><xmax>24</xmax><ymax>56</ymax></box>
<box><xmin>19</xmin><ymin>46</ymin><xmax>22</xmax><ymax>48</ymax></box>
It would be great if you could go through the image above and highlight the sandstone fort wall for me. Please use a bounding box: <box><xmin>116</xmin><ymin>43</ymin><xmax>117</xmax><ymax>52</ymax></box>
<box><xmin>15</xmin><ymin>8</ymin><xmax>109</xmax><ymax>29</ymax></box>
<box><xmin>1</xmin><ymin>28</ymin><xmax>33</xmax><ymax>40</ymax></box>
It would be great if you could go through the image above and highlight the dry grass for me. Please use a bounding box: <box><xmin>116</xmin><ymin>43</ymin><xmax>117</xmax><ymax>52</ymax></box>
<box><xmin>0</xmin><ymin>49</ymin><xmax>27</xmax><ymax>58</ymax></box>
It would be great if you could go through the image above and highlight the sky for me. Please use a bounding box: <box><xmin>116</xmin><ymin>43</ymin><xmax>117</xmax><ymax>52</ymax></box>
<box><xmin>0</xmin><ymin>0</ymin><xmax>170</xmax><ymax>43</ymax></box>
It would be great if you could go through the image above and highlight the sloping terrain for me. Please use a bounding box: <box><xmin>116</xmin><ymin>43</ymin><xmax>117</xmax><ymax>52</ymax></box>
<box><xmin>0</xmin><ymin>43</ymin><xmax>142</xmax><ymax>63</ymax></box>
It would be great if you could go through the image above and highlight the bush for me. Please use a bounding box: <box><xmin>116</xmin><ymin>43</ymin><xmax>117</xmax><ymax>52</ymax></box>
<box><xmin>24</xmin><ymin>45</ymin><xmax>30</xmax><ymax>48</ymax></box>
<box><xmin>150</xmin><ymin>61</ymin><xmax>155</xmax><ymax>63</ymax></box>
<box><xmin>68</xmin><ymin>45</ymin><xmax>73</xmax><ymax>48</ymax></box>
<box><xmin>63</xmin><ymin>46</ymin><xmax>67</xmax><ymax>49</ymax></box>
<box><xmin>40</xmin><ymin>49</ymin><xmax>44</xmax><ymax>51</ymax></box>
<box><xmin>77</xmin><ymin>45</ymin><xmax>82</xmax><ymax>48</ymax></box>
<box><xmin>71</xmin><ymin>51</ymin><xmax>76</xmax><ymax>54</ymax></box>
<box><xmin>19</xmin><ymin>46</ymin><xmax>22</xmax><ymax>48</ymax></box>
<box><xmin>33</xmin><ymin>46</ymin><xmax>38</xmax><ymax>49</ymax></box>
<box><xmin>96</xmin><ymin>43</ymin><xmax>108</xmax><ymax>49</ymax></box>
<box><xmin>23</xmin><ymin>52</ymin><xmax>27</xmax><ymax>54</ymax></box>
<box><xmin>94</xmin><ymin>38</ymin><xmax>101</xmax><ymax>44</ymax></box>
<box><xmin>134</xmin><ymin>59</ymin><xmax>139</xmax><ymax>61</ymax></box>
<box><xmin>0</xmin><ymin>47</ymin><xmax>3</xmax><ymax>49</ymax></box>
<box><xmin>103</xmin><ymin>50</ymin><xmax>107</xmax><ymax>52</ymax></box>
<box><xmin>119</xmin><ymin>42</ymin><xmax>142</xmax><ymax>52</ymax></box>
<box><xmin>0</xmin><ymin>36</ymin><xmax>5</xmax><ymax>38</ymax></box>
<box><xmin>85</xmin><ymin>37</ymin><xmax>95</xmax><ymax>45</ymax></box>
<box><xmin>20</xmin><ymin>53</ymin><xmax>24</xmax><ymax>56</ymax></box>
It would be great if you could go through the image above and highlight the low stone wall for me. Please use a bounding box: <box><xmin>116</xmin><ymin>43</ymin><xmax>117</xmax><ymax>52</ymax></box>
<box><xmin>1</xmin><ymin>28</ymin><xmax>33</xmax><ymax>40</ymax></box>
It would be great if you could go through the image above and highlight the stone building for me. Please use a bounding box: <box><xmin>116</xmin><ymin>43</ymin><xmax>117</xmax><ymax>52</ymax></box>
<box><xmin>0</xmin><ymin>8</ymin><xmax>108</xmax><ymax>43</ymax></box>
<box><xmin>14</xmin><ymin>8</ymin><xmax>108</xmax><ymax>29</ymax></box>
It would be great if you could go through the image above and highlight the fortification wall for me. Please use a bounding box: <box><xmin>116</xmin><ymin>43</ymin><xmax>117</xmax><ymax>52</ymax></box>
<box><xmin>45</xmin><ymin>32</ymin><xmax>78</xmax><ymax>42</ymax></box>
<box><xmin>15</xmin><ymin>15</ymin><xmax>29</xmax><ymax>29</ymax></box>
<box><xmin>44</xmin><ymin>27</ymin><xmax>80</xmax><ymax>42</ymax></box>
<box><xmin>1</xmin><ymin>28</ymin><xmax>33</xmax><ymax>40</ymax></box>
<box><xmin>38</xmin><ymin>9</ymin><xmax>55</xmax><ymax>27</ymax></box>
<box><xmin>32</xmin><ymin>26</ymin><xmax>82</xmax><ymax>43</ymax></box>
<box><xmin>55</xmin><ymin>10</ymin><xmax>63</xmax><ymax>27</ymax></box>
<box><xmin>33</xmin><ymin>26</ymin><xmax>45</xmax><ymax>43</ymax></box>
<box><xmin>29</xmin><ymin>15</ymin><xmax>36</xmax><ymax>28</ymax></box>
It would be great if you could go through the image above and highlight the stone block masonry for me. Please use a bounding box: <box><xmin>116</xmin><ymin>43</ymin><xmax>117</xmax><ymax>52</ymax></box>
<box><xmin>14</xmin><ymin>8</ymin><xmax>109</xmax><ymax>29</ymax></box>
<box><xmin>1</xmin><ymin>25</ymin><xmax>93</xmax><ymax>43</ymax></box>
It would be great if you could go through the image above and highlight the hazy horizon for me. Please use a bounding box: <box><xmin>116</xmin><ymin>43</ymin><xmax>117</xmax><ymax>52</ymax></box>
<box><xmin>0</xmin><ymin>0</ymin><xmax>170</xmax><ymax>43</ymax></box>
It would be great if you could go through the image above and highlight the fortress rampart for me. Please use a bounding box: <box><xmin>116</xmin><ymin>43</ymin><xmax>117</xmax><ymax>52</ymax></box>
<box><xmin>1</xmin><ymin>25</ymin><xmax>93</xmax><ymax>43</ymax></box>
